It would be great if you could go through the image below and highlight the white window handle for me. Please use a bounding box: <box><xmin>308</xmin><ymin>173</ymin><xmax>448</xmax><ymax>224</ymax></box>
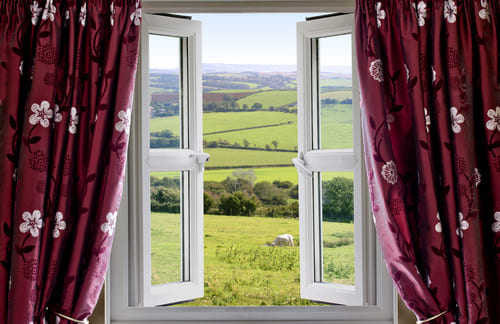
<box><xmin>292</xmin><ymin>154</ymin><xmax>312</xmax><ymax>177</ymax></box>
<box><xmin>190</xmin><ymin>152</ymin><xmax>210</xmax><ymax>171</ymax></box>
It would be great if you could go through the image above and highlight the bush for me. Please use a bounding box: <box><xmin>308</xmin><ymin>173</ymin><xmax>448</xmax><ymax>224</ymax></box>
<box><xmin>253</xmin><ymin>181</ymin><xmax>288</xmax><ymax>206</ymax></box>
<box><xmin>218</xmin><ymin>191</ymin><xmax>258</xmax><ymax>216</ymax></box>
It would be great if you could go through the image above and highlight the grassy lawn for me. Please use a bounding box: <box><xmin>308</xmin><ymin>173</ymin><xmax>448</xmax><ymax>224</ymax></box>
<box><xmin>320</xmin><ymin>90</ymin><xmax>353</xmax><ymax>101</ymax></box>
<box><xmin>151</xmin><ymin>213</ymin><xmax>354</xmax><ymax>306</ymax></box>
<box><xmin>236</xmin><ymin>90</ymin><xmax>297</xmax><ymax>109</ymax></box>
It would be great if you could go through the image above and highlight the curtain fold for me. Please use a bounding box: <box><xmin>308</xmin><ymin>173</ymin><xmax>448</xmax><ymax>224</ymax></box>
<box><xmin>0</xmin><ymin>1</ymin><xmax>141</xmax><ymax>323</ymax></box>
<box><xmin>356</xmin><ymin>0</ymin><xmax>499</xmax><ymax>323</ymax></box>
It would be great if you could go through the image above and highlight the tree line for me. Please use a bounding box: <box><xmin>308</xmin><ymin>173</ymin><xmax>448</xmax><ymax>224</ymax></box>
<box><xmin>150</xmin><ymin>170</ymin><xmax>354</xmax><ymax>222</ymax></box>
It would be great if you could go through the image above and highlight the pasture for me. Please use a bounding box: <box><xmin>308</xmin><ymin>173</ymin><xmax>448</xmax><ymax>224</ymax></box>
<box><xmin>236</xmin><ymin>90</ymin><xmax>297</xmax><ymax>109</ymax></box>
<box><xmin>150</xmin><ymin>213</ymin><xmax>354</xmax><ymax>306</ymax></box>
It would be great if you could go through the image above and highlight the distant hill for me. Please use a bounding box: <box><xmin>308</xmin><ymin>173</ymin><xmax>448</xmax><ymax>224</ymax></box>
<box><xmin>150</xmin><ymin>63</ymin><xmax>352</xmax><ymax>75</ymax></box>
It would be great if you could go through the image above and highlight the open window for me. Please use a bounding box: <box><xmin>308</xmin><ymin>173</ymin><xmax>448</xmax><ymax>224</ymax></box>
<box><xmin>294</xmin><ymin>14</ymin><xmax>376</xmax><ymax>306</ymax></box>
<box><xmin>110</xmin><ymin>7</ymin><xmax>393</xmax><ymax>324</ymax></box>
<box><xmin>129</xmin><ymin>14</ymin><xmax>206</xmax><ymax>307</ymax></box>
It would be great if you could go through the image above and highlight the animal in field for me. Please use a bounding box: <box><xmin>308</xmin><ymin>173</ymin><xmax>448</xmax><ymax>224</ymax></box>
<box><xmin>270</xmin><ymin>234</ymin><xmax>294</xmax><ymax>247</ymax></box>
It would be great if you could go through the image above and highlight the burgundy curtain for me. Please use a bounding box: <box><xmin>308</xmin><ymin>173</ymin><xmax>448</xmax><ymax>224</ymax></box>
<box><xmin>356</xmin><ymin>1</ymin><xmax>499</xmax><ymax>323</ymax></box>
<box><xmin>0</xmin><ymin>0</ymin><xmax>141</xmax><ymax>323</ymax></box>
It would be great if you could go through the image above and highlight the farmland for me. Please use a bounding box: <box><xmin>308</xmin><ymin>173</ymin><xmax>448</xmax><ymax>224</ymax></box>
<box><xmin>151</xmin><ymin>213</ymin><xmax>354</xmax><ymax>306</ymax></box>
<box><xmin>148</xmin><ymin>69</ymin><xmax>355</xmax><ymax>306</ymax></box>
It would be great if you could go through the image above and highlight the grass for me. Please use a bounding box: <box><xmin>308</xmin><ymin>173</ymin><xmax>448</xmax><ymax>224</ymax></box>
<box><xmin>206</xmin><ymin>89</ymin><xmax>263</xmax><ymax>93</ymax></box>
<box><xmin>319</xmin><ymin>78</ymin><xmax>352</xmax><ymax>87</ymax></box>
<box><xmin>236</xmin><ymin>90</ymin><xmax>297</xmax><ymax>109</ymax></box>
<box><xmin>320</xmin><ymin>90</ymin><xmax>353</xmax><ymax>101</ymax></box>
<box><xmin>152</xmin><ymin>167</ymin><xmax>354</xmax><ymax>185</ymax></box>
<box><xmin>150</xmin><ymin>213</ymin><xmax>354</xmax><ymax>306</ymax></box>
<box><xmin>204</xmin><ymin>123</ymin><xmax>297</xmax><ymax>151</ymax></box>
<box><xmin>204</xmin><ymin>149</ymin><xmax>296</xmax><ymax>168</ymax></box>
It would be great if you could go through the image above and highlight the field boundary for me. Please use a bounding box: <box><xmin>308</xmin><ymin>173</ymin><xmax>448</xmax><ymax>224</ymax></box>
<box><xmin>206</xmin><ymin>164</ymin><xmax>293</xmax><ymax>170</ymax></box>
<box><xmin>204</xmin><ymin>121</ymin><xmax>294</xmax><ymax>136</ymax></box>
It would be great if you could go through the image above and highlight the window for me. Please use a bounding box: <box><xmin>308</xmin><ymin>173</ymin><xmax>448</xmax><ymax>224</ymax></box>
<box><xmin>110</xmin><ymin>5</ymin><xmax>394</xmax><ymax>324</ymax></box>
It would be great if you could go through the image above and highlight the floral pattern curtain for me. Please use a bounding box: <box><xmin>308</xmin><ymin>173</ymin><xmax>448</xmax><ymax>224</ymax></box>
<box><xmin>0</xmin><ymin>0</ymin><xmax>141</xmax><ymax>323</ymax></box>
<box><xmin>355</xmin><ymin>0</ymin><xmax>499</xmax><ymax>323</ymax></box>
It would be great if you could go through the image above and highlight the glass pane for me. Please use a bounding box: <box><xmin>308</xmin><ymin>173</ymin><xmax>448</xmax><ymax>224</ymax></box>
<box><xmin>149</xmin><ymin>34</ymin><xmax>183</xmax><ymax>149</ymax></box>
<box><xmin>318</xmin><ymin>34</ymin><xmax>353</xmax><ymax>150</ymax></box>
<box><xmin>150</xmin><ymin>171</ymin><xmax>183</xmax><ymax>285</ymax></box>
<box><xmin>320</xmin><ymin>171</ymin><xmax>354</xmax><ymax>285</ymax></box>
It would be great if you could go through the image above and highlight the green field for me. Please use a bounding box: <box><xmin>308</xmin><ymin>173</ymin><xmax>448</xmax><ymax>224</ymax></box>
<box><xmin>320</xmin><ymin>90</ymin><xmax>353</xmax><ymax>101</ymax></box>
<box><xmin>236</xmin><ymin>90</ymin><xmax>297</xmax><ymax>109</ymax></box>
<box><xmin>151</xmin><ymin>213</ymin><xmax>354</xmax><ymax>306</ymax></box>
<box><xmin>319</xmin><ymin>78</ymin><xmax>352</xmax><ymax>87</ymax></box>
<box><xmin>204</xmin><ymin>123</ymin><xmax>297</xmax><ymax>151</ymax></box>
<box><xmin>204</xmin><ymin>149</ymin><xmax>296</xmax><ymax>169</ymax></box>
<box><xmin>151</xmin><ymin>167</ymin><xmax>354</xmax><ymax>184</ymax></box>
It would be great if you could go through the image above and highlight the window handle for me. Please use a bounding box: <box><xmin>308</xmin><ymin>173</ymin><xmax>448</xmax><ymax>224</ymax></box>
<box><xmin>190</xmin><ymin>152</ymin><xmax>210</xmax><ymax>171</ymax></box>
<box><xmin>292</xmin><ymin>154</ymin><xmax>312</xmax><ymax>177</ymax></box>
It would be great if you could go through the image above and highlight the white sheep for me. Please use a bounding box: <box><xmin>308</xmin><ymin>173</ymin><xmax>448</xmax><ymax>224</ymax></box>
<box><xmin>270</xmin><ymin>234</ymin><xmax>294</xmax><ymax>247</ymax></box>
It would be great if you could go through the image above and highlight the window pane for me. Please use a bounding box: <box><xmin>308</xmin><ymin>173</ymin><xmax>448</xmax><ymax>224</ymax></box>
<box><xmin>317</xmin><ymin>35</ymin><xmax>353</xmax><ymax>150</ymax></box>
<box><xmin>150</xmin><ymin>171</ymin><xmax>185</xmax><ymax>285</ymax></box>
<box><xmin>317</xmin><ymin>171</ymin><xmax>355</xmax><ymax>285</ymax></box>
<box><xmin>149</xmin><ymin>34</ymin><xmax>183</xmax><ymax>149</ymax></box>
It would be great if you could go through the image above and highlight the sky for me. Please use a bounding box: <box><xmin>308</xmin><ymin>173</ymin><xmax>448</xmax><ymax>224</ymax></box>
<box><xmin>149</xmin><ymin>14</ymin><xmax>352</xmax><ymax>69</ymax></box>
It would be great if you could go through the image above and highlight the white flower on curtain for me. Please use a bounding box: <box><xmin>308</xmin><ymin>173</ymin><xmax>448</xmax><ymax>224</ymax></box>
<box><xmin>424</xmin><ymin>108</ymin><xmax>431</xmax><ymax>133</ymax></box>
<box><xmin>68</xmin><ymin>107</ymin><xmax>79</xmax><ymax>134</ymax></box>
<box><xmin>52</xmin><ymin>212</ymin><xmax>66</xmax><ymax>238</ymax></box>
<box><xmin>435</xmin><ymin>212</ymin><xmax>442</xmax><ymax>233</ymax></box>
<box><xmin>19</xmin><ymin>210</ymin><xmax>44</xmax><ymax>237</ymax></box>
<box><xmin>130</xmin><ymin>1</ymin><xmax>142</xmax><ymax>26</ymax></box>
<box><xmin>79</xmin><ymin>3</ymin><xmax>87</xmax><ymax>27</ymax></box>
<box><xmin>19</xmin><ymin>60</ymin><xmax>24</xmax><ymax>75</ymax></box>
<box><xmin>369</xmin><ymin>59</ymin><xmax>384</xmax><ymax>82</ymax></box>
<box><xmin>110</xmin><ymin>2</ymin><xmax>116</xmax><ymax>26</ymax></box>
<box><xmin>443</xmin><ymin>0</ymin><xmax>457</xmax><ymax>24</ymax></box>
<box><xmin>450</xmin><ymin>107</ymin><xmax>465</xmax><ymax>134</ymax></box>
<box><xmin>375</xmin><ymin>2</ymin><xmax>386</xmax><ymax>28</ymax></box>
<box><xmin>101</xmin><ymin>211</ymin><xmax>117</xmax><ymax>236</ymax></box>
<box><xmin>472</xmin><ymin>168</ymin><xmax>481</xmax><ymax>187</ymax></box>
<box><xmin>412</xmin><ymin>1</ymin><xmax>427</xmax><ymax>27</ymax></box>
<box><xmin>381</xmin><ymin>160</ymin><xmax>398</xmax><ymax>185</ymax></box>
<box><xmin>492</xmin><ymin>212</ymin><xmax>500</xmax><ymax>233</ymax></box>
<box><xmin>54</xmin><ymin>104</ymin><xmax>62</xmax><ymax>123</ymax></box>
<box><xmin>30</xmin><ymin>1</ymin><xmax>43</xmax><ymax>25</ymax></box>
<box><xmin>456</xmin><ymin>212</ymin><xmax>469</xmax><ymax>238</ymax></box>
<box><xmin>431</xmin><ymin>66</ymin><xmax>437</xmax><ymax>82</ymax></box>
<box><xmin>42</xmin><ymin>0</ymin><xmax>56</xmax><ymax>21</ymax></box>
<box><xmin>479</xmin><ymin>0</ymin><xmax>491</xmax><ymax>23</ymax></box>
<box><xmin>115</xmin><ymin>109</ymin><xmax>131</xmax><ymax>134</ymax></box>
<box><xmin>486</xmin><ymin>106</ymin><xmax>500</xmax><ymax>132</ymax></box>
<box><xmin>65</xmin><ymin>10</ymin><xmax>70</xmax><ymax>20</ymax></box>
<box><xmin>29</xmin><ymin>101</ymin><xmax>54</xmax><ymax>128</ymax></box>
<box><xmin>404</xmin><ymin>64</ymin><xmax>409</xmax><ymax>81</ymax></box>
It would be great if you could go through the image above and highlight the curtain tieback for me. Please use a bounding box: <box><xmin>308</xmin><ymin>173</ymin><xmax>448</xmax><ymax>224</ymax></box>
<box><xmin>416</xmin><ymin>309</ymin><xmax>449</xmax><ymax>324</ymax></box>
<box><xmin>46</xmin><ymin>308</ymin><xmax>89</xmax><ymax>324</ymax></box>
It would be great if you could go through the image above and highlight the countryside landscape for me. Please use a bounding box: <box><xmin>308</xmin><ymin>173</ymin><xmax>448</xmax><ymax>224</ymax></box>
<box><xmin>149</xmin><ymin>63</ymin><xmax>355</xmax><ymax>306</ymax></box>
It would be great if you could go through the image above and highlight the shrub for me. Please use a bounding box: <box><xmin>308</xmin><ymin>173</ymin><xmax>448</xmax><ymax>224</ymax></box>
<box><xmin>218</xmin><ymin>191</ymin><xmax>258</xmax><ymax>216</ymax></box>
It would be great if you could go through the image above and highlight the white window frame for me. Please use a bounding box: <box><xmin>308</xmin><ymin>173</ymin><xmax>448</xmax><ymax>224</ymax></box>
<box><xmin>294</xmin><ymin>14</ymin><xmax>373</xmax><ymax>306</ymax></box>
<box><xmin>128</xmin><ymin>14</ymin><xmax>206</xmax><ymax>307</ymax></box>
<box><xmin>109</xmin><ymin>2</ymin><xmax>396</xmax><ymax>323</ymax></box>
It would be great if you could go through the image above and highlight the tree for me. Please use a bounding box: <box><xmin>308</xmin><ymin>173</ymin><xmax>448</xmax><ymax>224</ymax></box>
<box><xmin>242</xmin><ymin>103</ymin><xmax>249</xmax><ymax>110</ymax></box>
<box><xmin>218</xmin><ymin>191</ymin><xmax>258</xmax><ymax>216</ymax></box>
<box><xmin>322</xmin><ymin>177</ymin><xmax>354</xmax><ymax>222</ymax></box>
<box><xmin>271</xmin><ymin>140</ymin><xmax>278</xmax><ymax>150</ymax></box>
<box><xmin>204</xmin><ymin>192</ymin><xmax>215</xmax><ymax>214</ymax></box>
<box><xmin>253</xmin><ymin>181</ymin><xmax>288</xmax><ymax>206</ymax></box>
<box><xmin>231</xmin><ymin>169</ymin><xmax>257</xmax><ymax>186</ymax></box>
<box><xmin>252</xmin><ymin>102</ymin><xmax>263</xmax><ymax>109</ymax></box>
<box><xmin>242</xmin><ymin>139</ymin><xmax>250</xmax><ymax>147</ymax></box>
